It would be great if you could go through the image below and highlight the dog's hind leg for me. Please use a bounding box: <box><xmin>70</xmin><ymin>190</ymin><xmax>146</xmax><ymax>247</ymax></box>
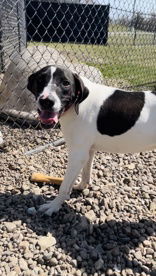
<box><xmin>74</xmin><ymin>148</ymin><xmax>94</xmax><ymax>190</ymax></box>
<box><xmin>38</xmin><ymin>147</ymin><xmax>91</xmax><ymax>216</ymax></box>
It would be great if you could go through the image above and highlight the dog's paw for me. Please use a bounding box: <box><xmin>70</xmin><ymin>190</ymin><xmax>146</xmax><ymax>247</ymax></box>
<box><xmin>38</xmin><ymin>199</ymin><xmax>61</xmax><ymax>216</ymax></box>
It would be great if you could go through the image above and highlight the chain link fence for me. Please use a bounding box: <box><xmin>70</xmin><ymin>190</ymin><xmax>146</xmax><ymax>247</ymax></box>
<box><xmin>0</xmin><ymin>0</ymin><xmax>156</xmax><ymax>133</ymax></box>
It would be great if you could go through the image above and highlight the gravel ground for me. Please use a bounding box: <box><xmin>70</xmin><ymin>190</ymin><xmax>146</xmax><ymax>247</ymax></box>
<box><xmin>0</xmin><ymin>123</ymin><xmax>156</xmax><ymax>276</ymax></box>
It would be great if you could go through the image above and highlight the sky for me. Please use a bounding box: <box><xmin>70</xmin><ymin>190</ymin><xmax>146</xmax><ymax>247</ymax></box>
<box><xmin>100</xmin><ymin>0</ymin><xmax>156</xmax><ymax>19</ymax></box>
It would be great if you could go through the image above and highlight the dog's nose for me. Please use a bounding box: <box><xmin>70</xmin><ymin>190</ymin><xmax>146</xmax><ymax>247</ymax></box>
<box><xmin>39</xmin><ymin>98</ymin><xmax>54</xmax><ymax>110</ymax></box>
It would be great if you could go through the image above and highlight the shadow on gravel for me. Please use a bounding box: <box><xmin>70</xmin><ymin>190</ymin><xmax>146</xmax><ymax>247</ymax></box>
<box><xmin>0</xmin><ymin>192</ymin><xmax>155</xmax><ymax>275</ymax></box>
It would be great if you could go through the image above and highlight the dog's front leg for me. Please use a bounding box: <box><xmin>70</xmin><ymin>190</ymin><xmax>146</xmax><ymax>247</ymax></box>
<box><xmin>38</xmin><ymin>148</ymin><xmax>90</xmax><ymax>216</ymax></box>
<box><xmin>74</xmin><ymin>148</ymin><xmax>94</xmax><ymax>190</ymax></box>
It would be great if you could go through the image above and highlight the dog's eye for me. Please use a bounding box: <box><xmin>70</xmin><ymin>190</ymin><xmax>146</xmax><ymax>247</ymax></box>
<box><xmin>62</xmin><ymin>80</ymin><xmax>70</xmax><ymax>87</ymax></box>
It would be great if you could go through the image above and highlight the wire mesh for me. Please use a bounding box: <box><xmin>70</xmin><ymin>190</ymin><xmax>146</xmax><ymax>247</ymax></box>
<box><xmin>0</xmin><ymin>0</ymin><xmax>156</xmax><ymax>132</ymax></box>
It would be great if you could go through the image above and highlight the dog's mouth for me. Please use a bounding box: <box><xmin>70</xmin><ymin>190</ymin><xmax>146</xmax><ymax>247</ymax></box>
<box><xmin>38</xmin><ymin>109</ymin><xmax>59</xmax><ymax>126</ymax></box>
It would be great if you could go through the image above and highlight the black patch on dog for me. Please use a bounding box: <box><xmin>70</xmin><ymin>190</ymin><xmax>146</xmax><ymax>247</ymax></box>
<box><xmin>97</xmin><ymin>90</ymin><xmax>145</xmax><ymax>136</ymax></box>
<box><xmin>52</xmin><ymin>67</ymin><xmax>78</xmax><ymax>110</ymax></box>
<box><xmin>53</xmin><ymin>68</ymin><xmax>69</xmax><ymax>84</ymax></box>
<box><xmin>27</xmin><ymin>66</ymin><xmax>51</xmax><ymax>96</ymax></box>
<box><xmin>74</xmin><ymin>73</ymin><xmax>89</xmax><ymax>103</ymax></box>
<box><xmin>73</xmin><ymin>73</ymin><xmax>89</xmax><ymax>114</ymax></box>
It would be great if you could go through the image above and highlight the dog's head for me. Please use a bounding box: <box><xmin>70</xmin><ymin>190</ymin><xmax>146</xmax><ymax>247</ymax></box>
<box><xmin>27</xmin><ymin>65</ymin><xmax>89</xmax><ymax>126</ymax></box>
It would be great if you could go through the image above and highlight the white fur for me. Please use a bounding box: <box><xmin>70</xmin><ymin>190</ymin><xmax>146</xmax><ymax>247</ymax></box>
<box><xmin>38</xmin><ymin>67</ymin><xmax>61</xmax><ymax>113</ymax></box>
<box><xmin>38</xmin><ymin>71</ymin><xmax>156</xmax><ymax>216</ymax></box>
<box><xmin>0</xmin><ymin>131</ymin><xmax>4</xmax><ymax>146</ymax></box>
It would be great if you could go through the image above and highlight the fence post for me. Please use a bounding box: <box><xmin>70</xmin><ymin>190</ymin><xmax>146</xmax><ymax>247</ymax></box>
<box><xmin>0</xmin><ymin>6</ymin><xmax>4</xmax><ymax>72</ymax></box>
<box><xmin>17</xmin><ymin>0</ymin><xmax>27</xmax><ymax>52</ymax></box>
<box><xmin>133</xmin><ymin>28</ymin><xmax>137</xmax><ymax>45</ymax></box>
<box><xmin>16</xmin><ymin>2</ymin><xmax>21</xmax><ymax>53</ymax></box>
<box><xmin>153</xmin><ymin>32</ymin><xmax>156</xmax><ymax>45</ymax></box>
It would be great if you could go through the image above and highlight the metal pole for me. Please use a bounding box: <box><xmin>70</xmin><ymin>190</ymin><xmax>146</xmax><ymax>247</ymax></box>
<box><xmin>0</xmin><ymin>4</ymin><xmax>4</xmax><ymax>72</ymax></box>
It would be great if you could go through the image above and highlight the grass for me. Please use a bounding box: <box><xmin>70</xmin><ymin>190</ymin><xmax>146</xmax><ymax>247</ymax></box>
<box><xmin>109</xmin><ymin>31</ymin><xmax>155</xmax><ymax>46</ymax></box>
<box><xmin>86</xmin><ymin>62</ymin><xmax>156</xmax><ymax>87</ymax></box>
<box><xmin>108</xmin><ymin>23</ymin><xmax>129</xmax><ymax>32</ymax></box>
<box><xmin>29</xmin><ymin>27</ymin><xmax>156</xmax><ymax>89</ymax></box>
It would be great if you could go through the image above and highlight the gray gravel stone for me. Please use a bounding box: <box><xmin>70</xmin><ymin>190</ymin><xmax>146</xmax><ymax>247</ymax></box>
<box><xmin>49</xmin><ymin>257</ymin><xmax>58</xmax><ymax>266</ymax></box>
<box><xmin>94</xmin><ymin>258</ymin><xmax>104</xmax><ymax>270</ymax></box>
<box><xmin>134</xmin><ymin>251</ymin><xmax>143</xmax><ymax>260</ymax></box>
<box><xmin>27</xmin><ymin>207</ymin><xmax>37</xmax><ymax>215</ymax></box>
<box><xmin>74</xmin><ymin>270</ymin><xmax>82</xmax><ymax>276</ymax></box>
<box><xmin>85</xmin><ymin>210</ymin><xmax>96</xmax><ymax>221</ymax></box>
<box><xmin>37</xmin><ymin>235</ymin><xmax>56</xmax><ymax>250</ymax></box>
<box><xmin>19</xmin><ymin>258</ymin><xmax>28</xmax><ymax>271</ymax></box>
<box><xmin>106</xmin><ymin>268</ymin><xmax>114</xmax><ymax>275</ymax></box>
<box><xmin>143</xmin><ymin>240</ymin><xmax>151</xmax><ymax>247</ymax></box>
<box><xmin>24</xmin><ymin>251</ymin><xmax>33</xmax><ymax>260</ymax></box>
<box><xmin>142</xmin><ymin>265</ymin><xmax>150</xmax><ymax>273</ymax></box>
<box><xmin>146</xmin><ymin>248</ymin><xmax>154</xmax><ymax>255</ymax></box>
<box><xmin>9</xmin><ymin>256</ymin><xmax>18</xmax><ymax>265</ymax></box>
<box><xmin>71</xmin><ymin>259</ymin><xmax>78</xmax><ymax>267</ymax></box>
<box><xmin>3</xmin><ymin>222</ymin><xmax>16</xmax><ymax>232</ymax></box>
<box><xmin>83</xmin><ymin>189</ymin><xmax>90</xmax><ymax>196</ymax></box>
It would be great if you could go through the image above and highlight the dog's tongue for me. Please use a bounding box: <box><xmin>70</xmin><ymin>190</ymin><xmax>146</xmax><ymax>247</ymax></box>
<box><xmin>39</xmin><ymin>111</ymin><xmax>59</xmax><ymax>125</ymax></box>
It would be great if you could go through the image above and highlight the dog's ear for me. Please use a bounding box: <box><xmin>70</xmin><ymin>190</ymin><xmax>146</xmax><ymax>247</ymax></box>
<box><xmin>73</xmin><ymin>73</ymin><xmax>89</xmax><ymax>114</ymax></box>
<box><xmin>27</xmin><ymin>73</ymin><xmax>37</xmax><ymax>95</ymax></box>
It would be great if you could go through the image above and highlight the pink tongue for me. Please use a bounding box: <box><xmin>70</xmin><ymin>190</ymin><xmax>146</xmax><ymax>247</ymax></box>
<box><xmin>39</xmin><ymin>111</ymin><xmax>59</xmax><ymax>124</ymax></box>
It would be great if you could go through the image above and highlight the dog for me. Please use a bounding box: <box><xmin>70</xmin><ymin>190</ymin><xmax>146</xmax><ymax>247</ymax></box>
<box><xmin>27</xmin><ymin>65</ymin><xmax>156</xmax><ymax>216</ymax></box>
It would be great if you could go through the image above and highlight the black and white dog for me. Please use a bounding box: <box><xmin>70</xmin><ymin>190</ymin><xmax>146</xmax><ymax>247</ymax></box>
<box><xmin>27</xmin><ymin>65</ymin><xmax>156</xmax><ymax>216</ymax></box>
